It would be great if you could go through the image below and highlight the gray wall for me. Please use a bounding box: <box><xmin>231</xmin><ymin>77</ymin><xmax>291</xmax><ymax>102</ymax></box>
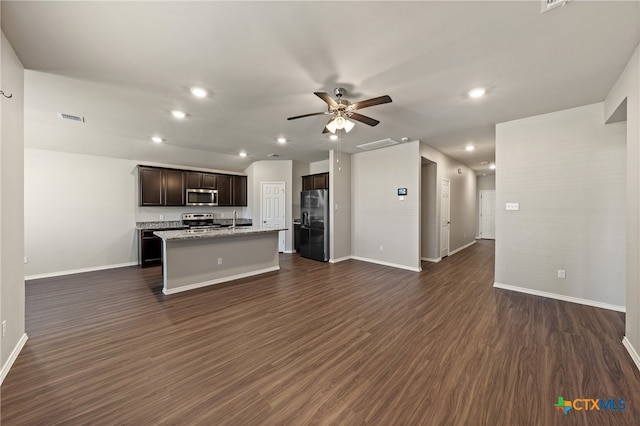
<box><xmin>291</xmin><ymin>160</ymin><xmax>308</xmax><ymax>221</ymax></box>
<box><xmin>421</xmin><ymin>161</ymin><xmax>438</xmax><ymax>260</ymax></box>
<box><xmin>495</xmin><ymin>102</ymin><xmax>626</xmax><ymax>309</ymax></box>
<box><xmin>245</xmin><ymin>160</ymin><xmax>293</xmax><ymax>252</ymax></box>
<box><xmin>24</xmin><ymin>149</ymin><xmax>250</xmax><ymax>278</ymax></box>
<box><xmin>1</xmin><ymin>31</ymin><xmax>25</xmax><ymax>381</ymax></box>
<box><xmin>605</xmin><ymin>43</ymin><xmax>640</xmax><ymax>361</ymax></box>
<box><xmin>351</xmin><ymin>141</ymin><xmax>421</xmax><ymax>271</ymax></box>
<box><xmin>329</xmin><ymin>150</ymin><xmax>351</xmax><ymax>262</ymax></box>
<box><xmin>420</xmin><ymin>143</ymin><xmax>477</xmax><ymax>260</ymax></box>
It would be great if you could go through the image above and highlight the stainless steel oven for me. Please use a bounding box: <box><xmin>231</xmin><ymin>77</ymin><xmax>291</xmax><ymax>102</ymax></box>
<box><xmin>186</xmin><ymin>188</ymin><xmax>218</xmax><ymax>206</ymax></box>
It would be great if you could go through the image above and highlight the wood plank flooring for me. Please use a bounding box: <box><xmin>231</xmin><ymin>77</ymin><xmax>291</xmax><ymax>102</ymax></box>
<box><xmin>2</xmin><ymin>240</ymin><xmax>640</xmax><ymax>425</ymax></box>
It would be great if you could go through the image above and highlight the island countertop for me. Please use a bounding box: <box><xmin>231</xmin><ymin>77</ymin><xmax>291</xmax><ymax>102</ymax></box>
<box><xmin>154</xmin><ymin>226</ymin><xmax>287</xmax><ymax>241</ymax></box>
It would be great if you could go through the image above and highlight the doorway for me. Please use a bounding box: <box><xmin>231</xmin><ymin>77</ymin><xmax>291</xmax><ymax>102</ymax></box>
<box><xmin>440</xmin><ymin>178</ymin><xmax>450</xmax><ymax>258</ymax></box>
<box><xmin>261</xmin><ymin>182</ymin><xmax>286</xmax><ymax>252</ymax></box>
<box><xmin>479</xmin><ymin>190</ymin><xmax>496</xmax><ymax>239</ymax></box>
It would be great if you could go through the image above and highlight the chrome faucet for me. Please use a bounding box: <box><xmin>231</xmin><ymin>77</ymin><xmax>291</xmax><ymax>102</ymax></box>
<box><xmin>232</xmin><ymin>210</ymin><xmax>237</xmax><ymax>228</ymax></box>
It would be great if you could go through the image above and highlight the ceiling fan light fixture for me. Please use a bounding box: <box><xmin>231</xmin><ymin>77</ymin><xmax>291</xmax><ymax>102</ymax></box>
<box><xmin>325</xmin><ymin>119</ymin><xmax>338</xmax><ymax>134</ymax></box>
<box><xmin>326</xmin><ymin>116</ymin><xmax>355</xmax><ymax>134</ymax></box>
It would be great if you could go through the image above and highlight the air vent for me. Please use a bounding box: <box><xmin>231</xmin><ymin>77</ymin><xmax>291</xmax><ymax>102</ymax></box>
<box><xmin>356</xmin><ymin>138</ymin><xmax>399</xmax><ymax>151</ymax></box>
<box><xmin>267</xmin><ymin>153</ymin><xmax>280</xmax><ymax>158</ymax></box>
<box><xmin>541</xmin><ymin>0</ymin><xmax>571</xmax><ymax>13</ymax></box>
<box><xmin>57</xmin><ymin>112</ymin><xmax>85</xmax><ymax>123</ymax></box>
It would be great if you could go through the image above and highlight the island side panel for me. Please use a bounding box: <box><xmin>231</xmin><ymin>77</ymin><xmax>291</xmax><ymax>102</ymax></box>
<box><xmin>162</xmin><ymin>232</ymin><xmax>279</xmax><ymax>294</ymax></box>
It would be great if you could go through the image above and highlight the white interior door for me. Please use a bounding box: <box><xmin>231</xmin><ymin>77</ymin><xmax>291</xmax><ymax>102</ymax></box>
<box><xmin>480</xmin><ymin>190</ymin><xmax>496</xmax><ymax>240</ymax></box>
<box><xmin>440</xmin><ymin>178</ymin><xmax>450</xmax><ymax>258</ymax></box>
<box><xmin>261</xmin><ymin>182</ymin><xmax>286</xmax><ymax>252</ymax></box>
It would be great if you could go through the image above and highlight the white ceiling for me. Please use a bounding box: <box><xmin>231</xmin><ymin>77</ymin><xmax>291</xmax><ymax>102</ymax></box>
<box><xmin>2</xmin><ymin>1</ymin><xmax>638</xmax><ymax>174</ymax></box>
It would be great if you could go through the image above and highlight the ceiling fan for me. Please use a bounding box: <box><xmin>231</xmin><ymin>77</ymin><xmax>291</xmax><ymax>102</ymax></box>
<box><xmin>287</xmin><ymin>88</ymin><xmax>392</xmax><ymax>134</ymax></box>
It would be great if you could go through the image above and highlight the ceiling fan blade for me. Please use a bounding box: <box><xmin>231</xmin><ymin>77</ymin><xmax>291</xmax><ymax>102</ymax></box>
<box><xmin>349</xmin><ymin>112</ymin><xmax>380</xmax><ymax>127</ymax></box>
<box><xmin>287</xmin><ymin>111</ymin><xmax>329</xmax><ymax>120</ymax></box>
<box><xmin>352</xmin><ymin>95</ymin><xmax>392</xmax><ymax>110</ymax></box>
<box><xmin>314</xmin><ymin>92</ymin><xmax>338</xmax><ymax>108</ymax></box>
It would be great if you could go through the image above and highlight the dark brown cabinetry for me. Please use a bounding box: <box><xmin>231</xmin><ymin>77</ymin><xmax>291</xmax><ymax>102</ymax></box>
<box><xmin>139</xmin><ymin>229</ymin><xmax>162</xmax><ymax>267</ymax></box>
<box><xmin>217</xmin><ymin>174</ymin><xmax>232</xmax><ymax>206</ymax></box>
<box><xmin>164</xmin><ymin>169</ymin><xmax>185</xmax><ymax>206</ymax></box>
<box><xmin>139</xmin><ymin>165</ymin><xmax>247</xmax><ymax>207</ymax></box>
<box><xmin>232</xmin><ymin>175</ymin><xmax>247</xmax><ymax>206</ymax></box>
<box><xmin>139</xmin><ymin>166</ymin><xmax>185</xmax><ymax>206</ymax></box>
<box><xmin>186</xmin><ymin>172</ymin><xmax>217</xmax><ymax>189</ymax></box>
<box><xmin>302</xmin><ymin>172</ymin><xmax>329</xmax><ymax>190</ymax></box>
<box><xmin>216</xmin><ymin>174</ymin><xmax>247</xmax><ymax>207</ymax></box>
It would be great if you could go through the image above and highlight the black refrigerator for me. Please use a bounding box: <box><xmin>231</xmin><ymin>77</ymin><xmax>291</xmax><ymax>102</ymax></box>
<box><xmin>300</xmin><ymin>189</ymin><xmax>329</xmax><ymax>262</ymax></box>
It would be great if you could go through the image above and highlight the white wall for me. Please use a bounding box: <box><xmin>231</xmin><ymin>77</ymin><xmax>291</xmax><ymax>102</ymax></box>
<box><xmin>291</xmin><ymin>160</ymin><xmax>309</xmax><ymax>220</ymax></box>
<box><xmin>495</xmin><ymin>102</ymin><xmax>626</xmax><ymax>310</ymax></box>
<box><xmin>1</xmin><ymin>30</ymin><xmax>26</xmax><ymax>383</ymax></box>
<box><xmin>329</xmin><ymin>150</ymin><xmax>351</xmax><ymax>262</ymax></box>
<box><xmin>420</xmin><ymin>143</ymin><xmax>477</xmax><ymax>259</ymax></box>
<box><xmin>245</xmin><ymin>160</ymin><xmax>293</xmax><ymax>252</ymax></box>
<box><xmin>351</xmin><ymin>141</ymin><xmax>421</xmax><ymax>271</ymax></box>
<box><xmin>605</xmin><ymin>43</ymin><xmax>640</xmax><ymax>367</ymax></box>
<box><xmin>309</xmin><ymin>159</ymin><xmax>329</xmax><ymax>174</ymax></box>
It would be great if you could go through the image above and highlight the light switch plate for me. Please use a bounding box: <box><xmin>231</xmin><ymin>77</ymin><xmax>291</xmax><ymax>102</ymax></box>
<box><xmin>506</xmin><ymin>203</ymin><xmax>520</xmax><ymax>211</ymax></box>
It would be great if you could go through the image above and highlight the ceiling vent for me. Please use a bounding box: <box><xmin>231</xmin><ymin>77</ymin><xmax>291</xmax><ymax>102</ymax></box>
<box><xmin>267</xmin><ymin>153</ymin><xmax>280</xmax><ymax>157</ymax></box>
<box><xmin>57</xmin><ymin>112</ymin><xmax>85</xmax><ymax>123</ymax></box>
<box><xmin>541</xmin><ymin>0</ymin><xmax>571</xmax><ymax>13</ymax></box>
<box><xmin>356</xmin><ymin>138</ymin><xmax>399</xmax><ymax>151</ymax></box>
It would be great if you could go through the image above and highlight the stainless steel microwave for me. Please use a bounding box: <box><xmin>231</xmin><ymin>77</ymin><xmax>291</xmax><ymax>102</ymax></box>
<box><xmin>186</xmin><ymin>188</ymin><xmax>218</xmax><ymax>206</ymax></box>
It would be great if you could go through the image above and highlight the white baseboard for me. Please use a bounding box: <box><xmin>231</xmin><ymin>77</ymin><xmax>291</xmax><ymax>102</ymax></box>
<box><xmin>421</xmin><ymin>257</ymin><xmax>441</xmax><ymax>263</ymax></box>
<box><xmin>493</xmin><ymin>282</ymin><xmax>626</xmax><ymax>313</ymax></box>
<box><xmin>162</xmin><ymin>266</ymin><xmax>280</xmax><ymax>295</ymax></box>
<box><xmin>330</xmin><ymin>256</ymin><xmax>352</xmax><ymax>264</ymax></box>
<box><xmin>0</xmin><ymin>333</ymin><xmax>28</xmax><ymax>385</ymax></box>
<box><xmin>350</xmin><ymin>256</ymin><xmax>421</xmax><ymax>272</ymax></box>
<box><xmin>449</xmin><ymin>240</ymin><xmax>476</xmax><ymax>256</ymax></box>
<box><xmin>282</xmin><ymin>250</ymin><xmax>296</xmax><ymax>254</ymax></box>
<box><xmin>623</xmin><ymin>337</ymin><xmax>640</xmax><ymax>373</ymax></box>
<box><xmin>26</xmin><ymin>261</ymin><xmax>138</xmax><ymax>281</ymax></box>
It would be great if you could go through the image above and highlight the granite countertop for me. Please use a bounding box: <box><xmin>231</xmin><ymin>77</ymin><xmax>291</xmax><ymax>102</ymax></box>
<box><xmin>136</xmin><ymin>221</ymin><xmax>187</xmax><ymax>230</ymax></box>
<box><xmin>154</xmin><ymin>226</ymin><xmax>286</xmax><ymax>241</ymax></box>
<box><xmin>136</xmin><ymin>218</ymin><xmax>252</xmax><ymax>230</ymax></box>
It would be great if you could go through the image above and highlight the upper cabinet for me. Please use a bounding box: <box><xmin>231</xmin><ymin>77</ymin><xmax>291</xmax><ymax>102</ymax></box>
<box><xmin>232</xmin><ymin>175</ymin><xmax>247</xmax><ymax>206</ymax></box>
<box><xmin>139</xmin><ymin>165</ymin><xmax>246</xmax><ymax>207</ymax></box>
<box><xmin>186</xmin><ymin>172</ymin><xmax>217</xmax><ymax>189</ymax></box>
<box><xmin>217</xmin><ymin>174</ymin><xmax>232</xmax><ymax>206</ymax></box>
<box><xmin>139</xmin><ymin>166</ymin><xmax>185</xmax><ymax>206</ymax></box>
<box><xmin>302</xmin><ymin>172</ymin><xmax>329</xmax><ymax>190</ymax></box>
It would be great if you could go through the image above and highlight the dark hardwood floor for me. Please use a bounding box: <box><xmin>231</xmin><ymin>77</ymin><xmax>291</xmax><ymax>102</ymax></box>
<box><xmin>2</xmin><ymin>240</ymin><xmax>640</xmax><ymax>425</ymax></box>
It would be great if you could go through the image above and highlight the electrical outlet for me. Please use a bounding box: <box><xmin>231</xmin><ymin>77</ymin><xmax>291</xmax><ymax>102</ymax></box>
<box><xmin>24</xmin><ymin>256</ymin><xmax>28</xmax><ymax>264</ymax></box>
<box><xmin>2</xmin><ymin>320</ymin><xmax>6</xmax><ymax>339</ymax></box>
<box><xmin>558</xmin><ymin>269</ymin><xmax>566</xmax><ymax>279</ymax></box>
<box><xmin>379</xmin><ymin>245</ymin><xmax>384</xmax><ymax>251</ymax></box>
<box><xmin>159</xmin><ymin>214</ymin><xmax>164</xmax><ymax>220</ymax></box>
<box><xmin>218</xmin><ymin>258</ymin><xmax>223</xmax><ymax>265</ymax></box>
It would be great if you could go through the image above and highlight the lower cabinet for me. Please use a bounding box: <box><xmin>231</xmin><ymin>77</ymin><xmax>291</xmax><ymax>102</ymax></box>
<box><xmin>139</xmin><ymin>230</ymin><xmax>162</xmax><ymax>268</ymax></box>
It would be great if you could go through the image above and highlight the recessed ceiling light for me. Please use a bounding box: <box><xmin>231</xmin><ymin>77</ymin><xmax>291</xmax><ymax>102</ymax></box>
<box><xmin>239</xmin><ymin>151</ymin><xmax>247</xmax><ymax>157</ymax></box>
<box><xmin>190</xmin><ymin>87</ymin><xmax>208</xmax><ymax>98</ymax></box>
<box><xmin>171</xmin><ymin>110</ymin><xmax>186</xmax><ymax>119</ymax></box>
<box><xmin>489</xmin><ymin>164</ymin><xmax>496</xmax><ymax>170</ymax></box>
<box><xmin>468</xmin><ymin>88</ymin><xmax>486</xmax><ymax>98</ymax></box>
<box><xmin>465</xmin><ymin>145</ymin><xmax>475</xmax><ymax>152</ymax></box>
<box><xmin>277</xmin><ymin>137</ymin><xmax>287</xmax><ymax>144</ymax></box>
<box><xmin>329</xmin><ymin>134</ymin><xmax>338</xmax><ymax>141</ymax></box>
<box><xmin>151</xmin><ymin>136</ymin><xmax>163</xmax><ymax>143</ymax></box>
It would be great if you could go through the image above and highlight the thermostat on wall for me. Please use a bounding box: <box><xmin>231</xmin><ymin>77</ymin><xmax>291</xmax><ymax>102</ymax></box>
<box><xmin>398</xmin><ymin>188</ymin><xmax>407</xmax><ymax>201</ymax></box>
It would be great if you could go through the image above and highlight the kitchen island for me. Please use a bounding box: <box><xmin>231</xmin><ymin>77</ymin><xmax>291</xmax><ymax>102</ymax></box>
<box><xmin>153</xmin><ymin>226</ymin><xmax>286</xmax><ymax>295</ymax></box>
